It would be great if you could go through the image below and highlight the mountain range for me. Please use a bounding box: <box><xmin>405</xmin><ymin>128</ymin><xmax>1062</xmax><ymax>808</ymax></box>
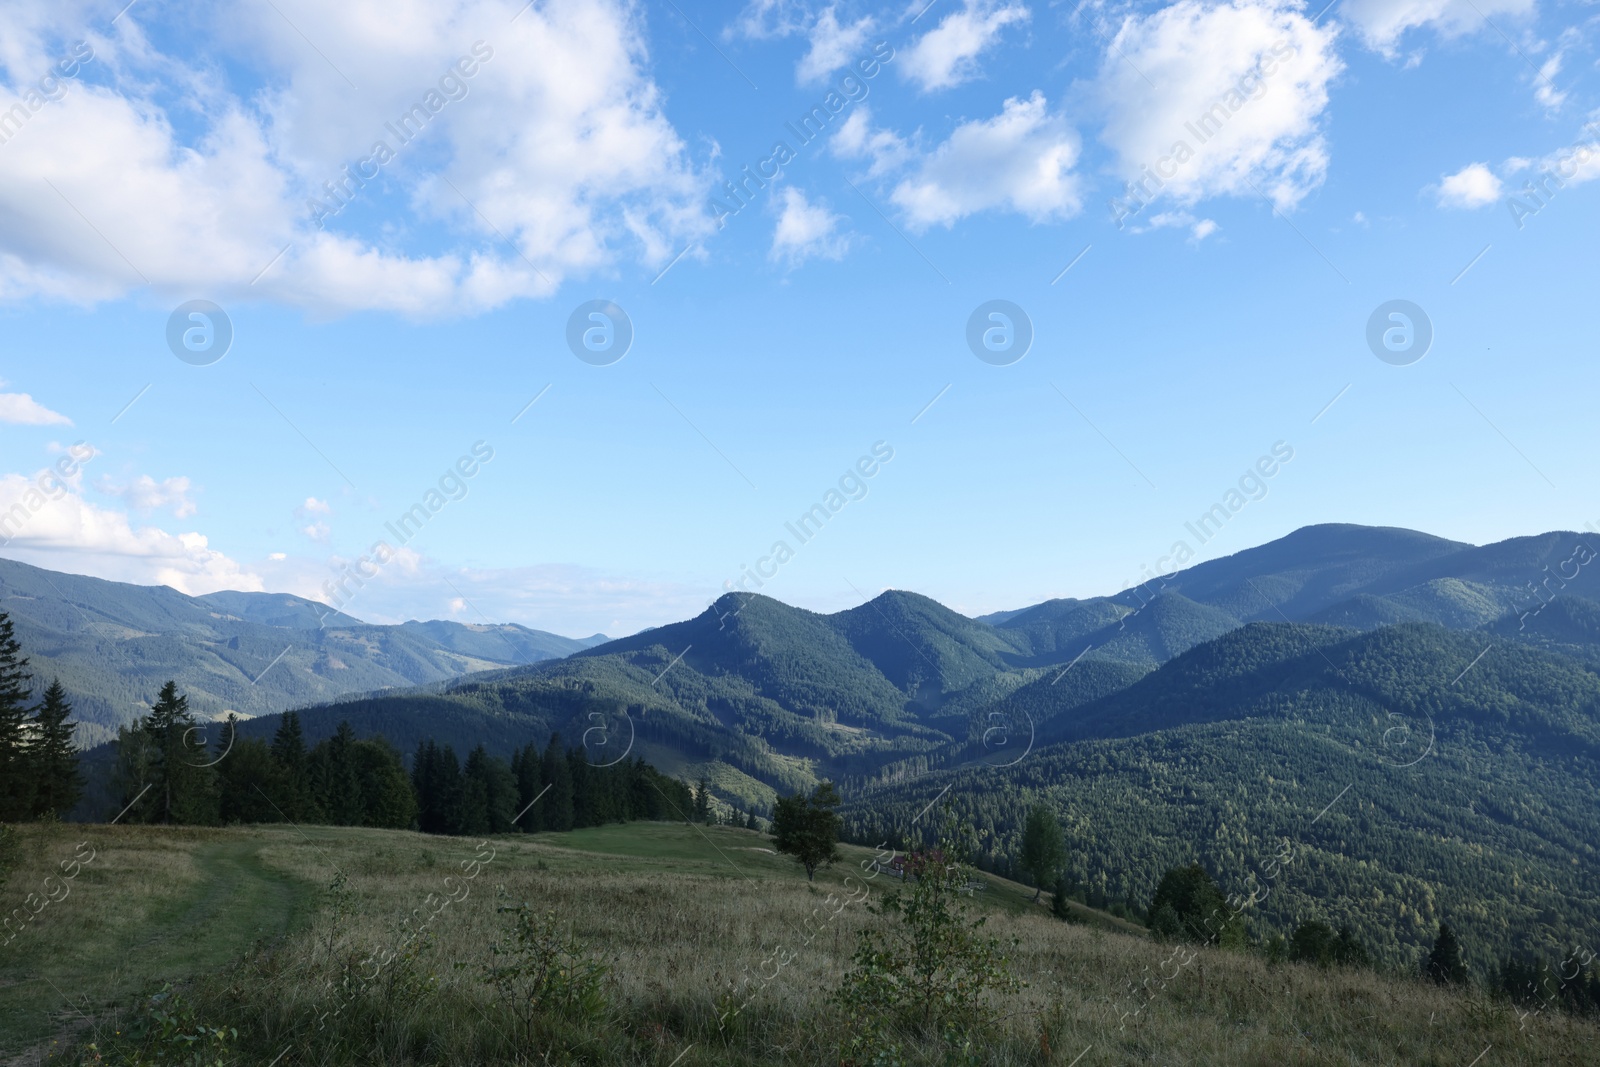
<box><xmin>0</xmin><ymin>556</ymin><xmax>605</xmax><ymax>745</ymax></box>
<box><xmin>14</xmin><ymin>521</ymin><xmax>1600</xmax><ymax>974</ymax></box>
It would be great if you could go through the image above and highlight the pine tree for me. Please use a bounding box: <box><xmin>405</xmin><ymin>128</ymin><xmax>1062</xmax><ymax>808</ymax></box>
<box><xmin>270</xmin><ymin>711</ymin><xmax>315</xmax><ymax>820</ymax></box>
<box><xmin>0</xmin><ymin>612</ymin><xmax>35</xmax><ymax>821</ymax></box>
<box><xmin>1427</xmin><ymin>922</ymin><xmax>1469</xmax><ymax>985</ymax></box>
<box><xmin>1019</xmin><ymin>803</ymin><xmax>1066</xmax><ymax>903</ymax></box>
<box><xmin>141</xmin><ymin>681</ymin><xmax>216</xmax><ymax>825</ymax></box>
<box><xmin>513</xmin><ymin>744</ymin><xmax>543</xmax><ymax>832</ymax></box>
<box><xmin>540</xmin><ymin>734</ymin><xmax>574</xmax><ymax>832</ymax></box>
<box><xmin>459</xmin><ymin>745</ymin><xmax>496</xmax><ymax>835</ymax></box>
<box><xmin>29</xmin><ymin>680</ymin><xmax>82</xmax><ymax>818</ymax></box>
<box><xmin>693</xmin><ymin>775</ymin><xmax>711</xmax><ymax>824</ymax></box>
<box><xmin>317</xmin><ymin>722</ymin><xmax>365</xmax><ymax>826</ymax></box>
<box><xmin>351</xmin><ymin>737</ymin><xmax>416</xmax><ymax>829</ymax></box>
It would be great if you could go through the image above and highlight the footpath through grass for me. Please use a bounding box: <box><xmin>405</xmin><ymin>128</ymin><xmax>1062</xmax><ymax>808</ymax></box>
<box><xmin>0</xmin><ymin>824</ymin><xmax>318</xmax><ymax>1058</ymax></box>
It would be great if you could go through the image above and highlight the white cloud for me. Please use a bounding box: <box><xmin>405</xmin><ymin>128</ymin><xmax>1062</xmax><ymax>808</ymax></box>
<box><xmin>96</xmin><ymin>474</ymin><xmax>197</xmax><ymax>518</ymax></box>
<box><xmin>890</xmin><ymin>92</ymin><xmax>1081</xmax><ymax>229</ymax></box>
<box><xmin>0</xmin><ymin>0</ymin><xmax>714</xmax><ymax>316</ymax></box>
<box><xmin>1436</xmin><ymin>162</ymin><xmax>1502</xmax><ymax>208</ymax></box>
<box><xmin>0</xmin><ymin>468</ymin><xmax>259</xmax><ymax>595</ymax></box>
<box><xmin>770</xmin><ymin>186</ymin><xmax>852</xmax><ymax>264</ymax></box>
<box><xmin>0</xmin><ymin>391</ymin><xmax>72</xmax><ymax>425</ymax></box>
<box><xmin>298</xmin><ymin>496</ymin><xmax>332</xmax><ymax>515</ymax></box>
<box><xmin>901</xmin><ymin>0</ymin><xmax>1030</xmax><ymax>92</ymax></box>
<box><xmin>1534</xmin><ymin>52</ymin><xmax>1565</xmax><ymax>112</ymax></box>
<box><xmin>259</xmin><ymin>551</ymin><xmax>704</xmax><ymax>637</ymax></box>
<box><xmin>1339</xmin><ymin>0</ymin><xmax>1536</xmax><ymax>56</ymax></box>
<box><xmin>797</xmin><ymin>6</ymin><xmax>877</xmax><ymax>84</ymax></box>
<box><xmin>1135</xmin><ymin>210</ymin><xmax>1220</xmax><ymax>241</ymax></box>
<box><xmin>301</xmin><ymin>521</ymin><xmax>332</xmax><ymax>543</ymax></box>
<box><xmin>1098</xmin><ymin>0</ymin><xmax>1341</xmax><ymax>220</ymax></box>
<box><xmin>831</xmin><ymin>107</ymin><xmax>914</xmax><ymax>177</ymax></box>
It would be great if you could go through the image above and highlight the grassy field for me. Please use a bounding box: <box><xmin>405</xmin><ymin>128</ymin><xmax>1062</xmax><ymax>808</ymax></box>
<box><xmin>0</xmin><ymin>819</ymin><xmax>1595</xmax><ymax>1065</ymax></box>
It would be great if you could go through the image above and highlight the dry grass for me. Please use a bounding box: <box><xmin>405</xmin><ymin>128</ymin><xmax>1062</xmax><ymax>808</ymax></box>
<box><xmin>2</xmin><ymin>820</ymin><xmax>1595</xmax><ymax>1065</ymax></box>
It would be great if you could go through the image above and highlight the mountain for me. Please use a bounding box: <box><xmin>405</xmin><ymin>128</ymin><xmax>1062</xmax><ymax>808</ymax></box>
<box><xmin>990</xmin><ymin>524</ymin><xmax>1600</xmax><ymax>660</ymax></box>
<box><xmin>844</xmin><ymin>621</ymin><xmax>1600</xmax><ymax>978</ymax></box>
<box><xmin>0</xmin><ymin>556</ymin><xmax>603</xmax><ymax>744</ymax></box>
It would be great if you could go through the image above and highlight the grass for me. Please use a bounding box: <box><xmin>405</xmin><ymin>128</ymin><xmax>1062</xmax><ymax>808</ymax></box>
<box><xmin>0</xmin><ymin>819</ymin><xmax>1594</xmax><ymax>1065</ymax></box>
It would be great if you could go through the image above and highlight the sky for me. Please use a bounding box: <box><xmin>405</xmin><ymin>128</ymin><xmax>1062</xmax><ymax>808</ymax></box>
<box><xmin>0</xmin><ymin>0</ymin><xmax>1596</xmax><ymax>639</ymax></box>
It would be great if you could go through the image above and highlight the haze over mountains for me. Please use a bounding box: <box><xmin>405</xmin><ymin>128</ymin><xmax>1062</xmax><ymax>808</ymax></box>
<box><xmin>0</xmin><ymin>556</ymin><xmax>606</xmax><ymax>745</ymax></box>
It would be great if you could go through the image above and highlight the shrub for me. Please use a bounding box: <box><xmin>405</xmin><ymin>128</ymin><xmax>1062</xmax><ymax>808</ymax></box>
<box><xmin>484</xmin><ymin>891</ymin><xmax>610</xmax><ymax>1038</ymax></box>
<box><xmin>832</xmin><ymin>844</ymin><xmax>1023</xmax><ymax>1064</ymax></box>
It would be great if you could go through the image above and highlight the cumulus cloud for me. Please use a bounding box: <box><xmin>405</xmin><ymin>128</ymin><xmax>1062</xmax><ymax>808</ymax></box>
<box><xmin>95</xmin><ymin>474</ymin><xmax>197</xmax><ymax>518</ymax></box>
<box><xmin>1098</xmin><ymin>0</ymin><xmax>1341</xmax><ymax>220</ymax></box>
<box><xmin>0</xmin><ymin>467</ymin><xmax>259</xmax><ymax>595</ymax></box>
<box><xmin>1436</xmin><ymin>162</ymin><xmax>1502</xmax><ymax>207</ymax></box>
<box><xmin>797</xmin><ymin>6</ymin><xmax>877</xmax><ymax>84</ymax></box>
<box><xmin>1339</xmin><ymin>0</ymin><xmax>1536</xmax><ymax>57</ymax></box>
<box><xmin>831</xmin><ymin>107</ymin><xmax>914</xmax><ymax>177</ymax></box>
<box><xmin>1534</xmin><ymin>50</ymin><xmax>1566</xmax><ymax>112</ymax></box>
<box><xmin>0</xmin><ymin>391</ymin><xmax>72</xmax><ymax>425</ymax></box>
<box><xmin>890</xmin><ymin>92</ymin><xmax>1081</xmax><ymax>229</ymax></box>
<box><xmin>298</xmin><ymin>496</ymin><xmax>332</xmax><ymax>515</ymax></box>
<box><xmin>901</xmin><ymin>0</ymin><xmax>1030</xmax><ymax>92</ymax></box>
<box><xmin>0</xmin><ymin>0</ymin><xmax>713</xmax><ymax>316</ymax></box>
<box><xmin>770</xmin><ymin>187</ymin><xmax>852</xmax><ymax>264</ymax></box>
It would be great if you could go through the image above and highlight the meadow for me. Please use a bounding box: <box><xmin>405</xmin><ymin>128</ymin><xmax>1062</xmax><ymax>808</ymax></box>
<box><xmin>0</xmin><ymin>819</ymin><xmax>1594</xmax><ymax>1066</ymax></box>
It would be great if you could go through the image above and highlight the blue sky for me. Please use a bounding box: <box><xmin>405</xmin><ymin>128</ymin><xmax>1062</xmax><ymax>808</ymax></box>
<box><xmin>0</xmin><ymin>0</ymin><xmax>1596</xmax><ymax>637</ymax></box>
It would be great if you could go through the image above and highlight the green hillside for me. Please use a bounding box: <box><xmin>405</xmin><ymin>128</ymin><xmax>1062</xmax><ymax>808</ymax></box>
<box><xmin>845</xmin><ymin>622</ymin><xmax>1600</xmax><ymax>978</ymax></box>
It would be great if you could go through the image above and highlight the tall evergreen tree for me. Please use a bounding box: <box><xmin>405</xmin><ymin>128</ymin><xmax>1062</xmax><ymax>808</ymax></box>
<box><xmin>140</xmin><ymin>681</ymin><xmax>216</xmax><ymax>825</ymax></box>
<box><xmin>269</xmin><ymin>711</ymin><xmax>316</xmax><ymax>820</ymax></box>
<box><xmin>0</xmin><ymin>612</ymin><xmax>35</xmax><ymax>821</ymax></box>
<box><xmin>28</xmin><ymin>679</ymin><xmax>81</xmax><ymax>818</ymax></box>
<box><xmin>351</xmin><ymin>738</ymin><xmax>416</xmax><ymax>829</ymax></box>
<box><xmin>540</xmin><ymin>734</ymin><xmax>574</xmax><ymax>832</ymax></box>
<box><xmin>513</xmin><ymin>744</ymin><xmax>543</xmax><ymax>832</ymax></box>
<box><xmin>693</xmin><ymin>774</ymin><xmax>711</xmax><ymax>825</ymax></box>
<box><xmin>1427</xmin><ymin>922</ymin><xmax>1470</xmax><ymax>985</ymax></box>
<box><xmin>316</xmin><ymin>721</ymin><xmax>365</xmax><ymax>826</ymax></box>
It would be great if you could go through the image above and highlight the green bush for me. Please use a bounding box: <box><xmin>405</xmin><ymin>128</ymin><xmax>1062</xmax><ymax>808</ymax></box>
<box><xmin>484</xmin><ymin>891</ymin><xmax>610</xmax><ymax>1038</ymax></box>
<box><xmin>832</xmin><ymin>844</ymin><xmax>1022</xmax><ymax>1065</ymax></box>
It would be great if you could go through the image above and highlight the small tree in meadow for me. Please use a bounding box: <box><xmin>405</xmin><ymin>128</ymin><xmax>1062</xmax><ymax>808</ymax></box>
<box><xmin>833</xmin><ymin>834</ymin><xmax>1022</xmax><ymax>1062</ymax></box>
<box><xmin>1018</xmin><ymin>803</ymin><xmax>1065</xmax><ymax>903</ymax></box>
<box><xmin>771</xmin><ymin>781</ymin><xmax>841</xmax><ymax>881</ymax></box>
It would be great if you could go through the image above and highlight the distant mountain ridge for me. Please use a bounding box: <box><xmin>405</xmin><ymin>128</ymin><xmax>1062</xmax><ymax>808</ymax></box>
<box><xmin>0</xmin><ymin>556</ymin><xmax>604</xmax><ymax>744</ymax></box>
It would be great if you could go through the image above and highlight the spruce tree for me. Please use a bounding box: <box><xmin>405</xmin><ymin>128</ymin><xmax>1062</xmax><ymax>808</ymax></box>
<box><xmin>318</xmin><ymin>721</ymin><xmax>365</xmax><ymax>826</ymax></box>
<box><xmin>693</xmin><ymin>775</ymin><xmax>711</xmax><ymax>824</ymax></box>
<box><xmin>270</xmin><ymin>711</ymin><xmax>315</xmax><ymax>820</ymax></box>
<box><xmin>29</xmin><ymin>680</ymin><xmax>82</xmax><ymax>818</ymax></box>
<box><xmin>1427</xmin><ymin>922</ymin><xmax>1469</xmax><ymax>985</ymax></box>
<box><xmin>513</xmin><ymin>743</ymin><xmax>543</xmax><ymax>831</ymax></box>
<box><xmin>540</xmin><ymin>734</ymin><xmax>574</xmax><ymax>832</ymax></box>
<box><xmin>141</xmin><ymin>681</ymin><xmax>216</xmax><ymax>824</ymax></box>
<box><xmin>0</xmin><ymin>612</ymin><xmax>35</xmax><ymax>821</ymax></box>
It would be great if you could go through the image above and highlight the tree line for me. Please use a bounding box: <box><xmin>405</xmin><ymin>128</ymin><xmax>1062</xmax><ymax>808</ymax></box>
<box><xmin>104</xmin><ymin>680</ymin><xmax>696</xmax><ymax>836</ymax></box>
<box><xmin>0</xmin><ymin>613</ymin><xmax>83</xmax><ymax>821</ymax></box>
